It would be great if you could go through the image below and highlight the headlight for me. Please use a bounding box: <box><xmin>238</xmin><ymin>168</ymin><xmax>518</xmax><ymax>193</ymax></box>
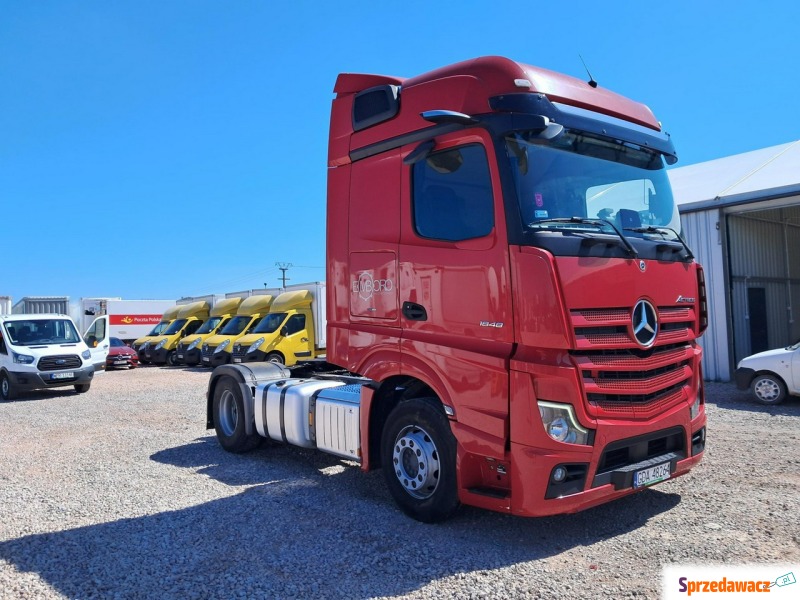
<box><xmin>12</xmin><ymin>352</ymin><xmax>35</xmax><ymax>365</ymax></box>
<box><xmin>81</xmin><ymin>349</ymin><xmax>92</xmax><ymax>360</ymax></box>
<box><xmin>187</xmin><ymin>338</ymin><xmax>201</xmax><ymax>351</ymax></box>
<box><xmin>538</xmin><ymin>401</ymin><xmax>591</xmax><ymax>445</ymax></box>
<box><xmin>155</xmin><ymin>339</ymin><xmax>167</xmax><ymax>350</ymax></box>
<box><xmin>248</xmin><ymin>337</ymin><xmax>265</xmax><ymax>353</ymax></box>
<box><xmin>214</xmin><ymin>339</ymin><xmax>230</xmax><ymax>353</ymax></box>
<box><xmin>142</xmin><ymin>342</ymin><xmax>150</xmax><ymax>350</ymax></box>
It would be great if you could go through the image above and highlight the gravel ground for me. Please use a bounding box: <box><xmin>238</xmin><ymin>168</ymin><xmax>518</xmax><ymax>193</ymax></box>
<box><xmin>0</xmin><ymin>366</ymin><xmax>798</xmax><ymax>599</ymax></box>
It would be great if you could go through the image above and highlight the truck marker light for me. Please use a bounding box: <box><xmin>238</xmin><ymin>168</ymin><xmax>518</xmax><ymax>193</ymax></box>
<box><xmin>514</xmin><ymin>78</ymin><xmax>532</xmax><ymax>88</ymax></box>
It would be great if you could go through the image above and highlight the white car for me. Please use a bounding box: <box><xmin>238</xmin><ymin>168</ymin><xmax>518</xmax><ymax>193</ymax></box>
<box><xmin>735</xmin><ymin>340</ymin><xmax>800</xmax><ymax>404</ymax></box>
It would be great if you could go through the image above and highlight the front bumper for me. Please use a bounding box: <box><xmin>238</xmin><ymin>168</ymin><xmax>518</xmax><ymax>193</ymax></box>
<box><xmin>232</xmin><ymin>349</ymin><xmax>267</xmax><ymax>363</ymax></box>
<box><xmin>179</xmin><ymin>348</ymin><xmax>201</xmax><ymax>365</ymax></box>
<box><xmin>201</xmin><ymin>351</ymin><xmax>231</xmax><ymax>368</ymax></box>
<box><xmin>148</xmin><ymin>347</ymin><xmax>170</xmax><ymax>364</ymax></box>
<box><xmin>106</xmin><ymin>355</ymin><xmax>138</xmax><ymax>369</ymax></box>
<box><xmin>8</xmin><ymin>365</ymin><xmax>95</xmax><ymax>391</ymax></box>
<box><xmin>734</xmin><ymin>367</ymin><xmax>755</xmax><ymax>390</ymax></box>
<box><xmin>505</xmin><ymin>412</ymin><xmax>706</xmax><ymax>517</ymax></box>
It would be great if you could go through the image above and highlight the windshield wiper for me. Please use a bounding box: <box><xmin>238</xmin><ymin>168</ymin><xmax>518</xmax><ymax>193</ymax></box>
<box><xmin>624</xmin><ymin>226</ymin><xmax>694</xmax><ymax>260</ymax></box>
<box><xmin>531</xmin><ymin>217</ymin><xmax>638</xmax><ymax>257</ymax></box>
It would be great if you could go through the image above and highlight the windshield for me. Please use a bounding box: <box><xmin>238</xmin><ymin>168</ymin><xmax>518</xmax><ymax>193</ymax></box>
<box><xmin>252</xmin><ymin>313</ymin><xmax>287</xmax><ymax>334</ymax></box>
<box><xmin>219</xmin><ymin>315</ymin><xmax>253</xmax><ymax>336</ymax></box>
<box><xmin>147</xmin><ymin>321</ymin><xmax>169</xmax><ymax>336</ymax></box>
<box><xmin>3</xmin><ymin>319</ymin><xmax>82</xmax><ymax>346</ymax></box>
<box><xmin>163</xmin><ymin>319</ymin><xmax>188</xmax><ymax>336</ymax></box>
<box><xmin>195</xmin><ymin>316</ymin><xmax>223</xmax><ymax>335</ymax></box>
<box><xmin>506</xmin><ymin>130</ymin><xmax>680</xmax><ymax>236</ymax></box>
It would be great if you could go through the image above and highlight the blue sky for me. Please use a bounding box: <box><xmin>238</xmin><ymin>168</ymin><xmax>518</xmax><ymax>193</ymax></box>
<box><xmin>2</xmin><ymin>1</ymin><xmax>798</xmax><ymax>305</ymax></box>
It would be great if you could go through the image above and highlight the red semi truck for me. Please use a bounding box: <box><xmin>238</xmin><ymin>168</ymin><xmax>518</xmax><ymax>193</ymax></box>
<box><xmin>206</xmin><ymin>56</ymin><xmax>707</xmax><ymax>522</ymax></box>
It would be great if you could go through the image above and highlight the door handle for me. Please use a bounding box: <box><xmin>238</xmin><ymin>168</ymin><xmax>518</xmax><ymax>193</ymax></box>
<box><xmin>402</xmin><ymin>302</ymin><xmax>428</xmax><ymax>321</ymax></box>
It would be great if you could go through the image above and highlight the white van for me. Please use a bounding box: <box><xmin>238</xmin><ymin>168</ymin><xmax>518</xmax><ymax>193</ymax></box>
<box><xmin>0</xmin><ymin>313</ymin><xmax>109</xmax><ymax>401</ymax></box>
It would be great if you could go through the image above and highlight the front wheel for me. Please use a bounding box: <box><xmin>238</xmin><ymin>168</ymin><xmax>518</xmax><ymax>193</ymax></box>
<box><xmin>74</xmin><ymin>383</ymin><xmax>90</xmax><ymax>394</ymax></box>
<box><xmin>1</xmin><ymin>372</ymin><xmax>18</xmax><ymax>401</ymax></box>
<box><xmin>380</xmin><ymin>397</ymin><xmax>459</xmax><ymax>523</ymax></box>
<box><xmin>213</xmin><ymin>376</ymin><xmax>262</xmax><ymax>453</ymax></box>
<box><xmin>751</xmin><ymin>373</ymin><xmax>787</xmax><ymax>405</ymax></box>
<box><xmin>166</xmin><ymin>351</ymin><xmax>178</xmax><ymax>367</ymax></box>
<box><xmin>265</xmin><ymin>352</ymin><xmax>284</xmax><ymax>365</ymax></box>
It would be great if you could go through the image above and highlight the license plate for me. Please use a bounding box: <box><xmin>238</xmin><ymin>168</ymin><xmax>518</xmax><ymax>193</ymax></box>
<box><xmin>202</xmin><ymin>357</ymin><xmax>209</xmax><ymax>363</ymax></box>
<box><xmin>633</xmin><ymin>462</ymin><xmax>671</xmax><ymax>488</ymax></box>
<box><xmin>51</xmin><ymin>372</ymin><xmax>74</xmax><ymax>380</ymax></box>
<box><xmin>113</xmin><ymin>360</ymin><xmax>127</xmax><ymax>365</ymax></box>
<box><xmin>177</xmin><ymin>354</ymin><xmax>183</xmax><ymax>359</ymax></box>
<box><xmin>233</xmin><ymin>358</ymin><xmax>241</xmax><ymax>363</ymax></box>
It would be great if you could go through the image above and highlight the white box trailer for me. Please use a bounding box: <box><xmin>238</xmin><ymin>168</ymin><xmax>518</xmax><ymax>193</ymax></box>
<box><xmin>80</xmin><ymin>298</ymin><xmax>176</xmax><ymax>343</ymax></box>
<box><xmin>283</xmin><ymin>281</ymin><xmax>326</xmax><ymax>350</ymax></box>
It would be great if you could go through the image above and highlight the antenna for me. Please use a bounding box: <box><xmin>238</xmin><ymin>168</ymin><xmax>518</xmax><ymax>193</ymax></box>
<box><xmin>579</xmin><ymin>54</ymin><xmax>598</xmax><ymax>88</ymax></box>
<box><xmin>275</xmin><ymin>262</ymin><xmax>293</xmax><ymax>288</ymax></box>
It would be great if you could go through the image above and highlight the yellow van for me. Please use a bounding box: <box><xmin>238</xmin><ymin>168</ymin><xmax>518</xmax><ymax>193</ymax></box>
<box><xmin>201</xmin><ymin>295</ymin><xmax>274</xmax><ymax>368</ymax></box>
<box><xmin>175</xmin><ymin>297</ymin><xmax>243</xmax><ymax>366</ymax></box>
<box><xmin>132</xmin><ymin>305</ymin><xmax>180</xmax><ymax>364</ymax></box>
<box><xmin>146</xmin><ymin>301</ymin><xmax>210</xmax><ymax>366</ymax></box>
<box><xmin>231</xmin><ymin>284</ymin><xmax>325</xmax><ymax>366</ymax></box>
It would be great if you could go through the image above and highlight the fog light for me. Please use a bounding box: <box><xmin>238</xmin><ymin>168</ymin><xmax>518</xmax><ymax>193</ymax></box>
<box><xmin>552</xmin><ymin>466</ymin><xmax>567</xmax><ymax>483</ymax></box>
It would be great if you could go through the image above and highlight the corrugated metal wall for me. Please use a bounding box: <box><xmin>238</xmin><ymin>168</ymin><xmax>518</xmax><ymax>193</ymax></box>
<box><xmin>12</xmin><ymin>296</ymin><xmax>71</xmax><ymax>315</ymax></box>
<box><xmin>727</xmin><ymin>206</ymin><xmax>800</xmax><ymax>364</ymax></box>
<box><xmin>680</xmin><ymin>209</ymin><xmax>730</xmax><ymax>381</ymax></box>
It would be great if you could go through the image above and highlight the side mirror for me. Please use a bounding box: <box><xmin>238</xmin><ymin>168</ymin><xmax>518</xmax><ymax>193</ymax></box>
<box><xmin>280</xmin><ymin>326</ymin><xmax>289</xmax><ymax>337</ymax></box>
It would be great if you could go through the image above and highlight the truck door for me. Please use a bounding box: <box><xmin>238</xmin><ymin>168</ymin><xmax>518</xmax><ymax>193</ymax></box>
<box><xmin>83</xmin><ymin>315</ymin><xmax>110</xmax><ymax>372</ymax></box>
<box><xmin>398</xmin><ymin>130</ymin><xmax>514</xmax><ymax>454</ymax></box>
<box><xmin>792</xmin><ymin>345</ymin><xmax>800</xmax><ymax>394</ymax></box>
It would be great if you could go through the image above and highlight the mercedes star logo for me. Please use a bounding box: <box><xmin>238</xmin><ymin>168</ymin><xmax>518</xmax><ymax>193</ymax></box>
<box><xmin>631</xmin><ymin>299</ymin><xmax>658</xmax><ymax>348</ymax></box>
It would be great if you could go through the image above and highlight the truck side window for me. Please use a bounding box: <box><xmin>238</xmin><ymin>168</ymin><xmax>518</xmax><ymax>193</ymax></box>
<box><xmin>184</xmin><ymin>321</ymin><xmax>202</xmax><ymax>336</ymax></box>
<box><xmin>0</xmin><ymin>334</ymin><xmax>6</xmax><ymax>355</ymax></box>
<box><xmin>412</xmin><ymin>144</ymin><xmax>494</xmax><ymax>241</ymax></box>
<box><xmin>284</xmin><ymin>314</ymin><xmax>306</xmax><ymax>336</ymax></box>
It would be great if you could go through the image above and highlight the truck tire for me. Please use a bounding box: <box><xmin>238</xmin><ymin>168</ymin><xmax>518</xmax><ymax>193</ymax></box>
<box><xmin>213</xmin><ymin>376</ymin><xmax>262</xmax><ymax>453</ymax></box>
<box><xmin>1</xmin><ymin>372</ymin><xmax>18</xmax><ymax>401</ymax></box>
<box><xmin>74</xmin><ymin>383</ymin><xmax>91</xmax><ymax>394</ymax></box>
<box><xmin>751</xmin><ymin>373</ymin><xmax>787</xmax><ymax>405</ymax></box>
<box><xmin>265</xmin><ymin>352</ymin><xmax>284</xmax><ymax>365</ymax></box>
<box><xmin>381</xmin><ymin>397</ymin><xmax>459</xmax><ymax>523</ymax></box>
<box><xmin>166</xmin><ymin>351</ymin><xmax>178</xmax><ymax>367</ymax></box>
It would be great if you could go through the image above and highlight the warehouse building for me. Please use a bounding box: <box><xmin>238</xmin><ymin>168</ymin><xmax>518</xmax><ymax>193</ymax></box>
<box><xmin>669</xmin><ymin>140</ymin><xmax>800</xmax><ymax>381</ymax></box>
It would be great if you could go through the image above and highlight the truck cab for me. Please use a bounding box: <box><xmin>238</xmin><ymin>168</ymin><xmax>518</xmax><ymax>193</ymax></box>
<box><xmin>232</xmin><ymin>286</ymin><xmax>326</xmax><ymax>366</ymax></box>
<box><xmin>201</xmin><ymin>295</ymin><xmax>274</xmax><ymax>368</ymax></box>
<box><xmin>207</xmin><ymin>56</ymin><xmax>707</xmax><ymax>523</ymax></box>
<box><xmin>325</xmin><ymin>56</ymin><xmax>707</xmax><ymax>519</ymax></box>
<box><xmin>132</xmin><ymin>305</ymin><xmax>180</xmax><ymax>364</ymax></box>
<box><xmin>1</xmin><ymin>313</ymin><xmax>104</xmax><ymax>400</ymax></box>
<box><xmin>146</xmin><ymin>301</ymin><xmax>210</xmax><ymax>366</ymax></box>
<box><xmin>176</xmin><ymin>297</ymin><xmax>243</xmax><ymax>366</ymax></box>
